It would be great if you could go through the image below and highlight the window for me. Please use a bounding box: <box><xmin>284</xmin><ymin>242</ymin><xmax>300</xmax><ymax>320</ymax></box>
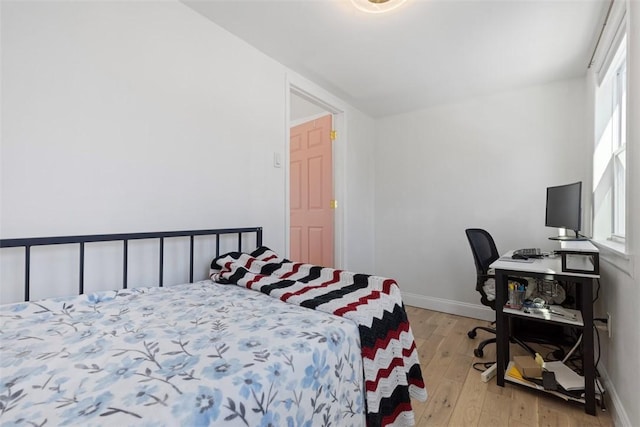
<box><xmin>612</xmin><ymin>59</ymin><xmax>626</xmax><ymax>239</ymax></box>
<box><xmin>593</xmin><ymin>34</ymin><xmax>627</xmax><ymax>247</ymax></box>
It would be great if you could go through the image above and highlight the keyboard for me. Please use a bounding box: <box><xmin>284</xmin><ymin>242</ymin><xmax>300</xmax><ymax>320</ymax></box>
<box><xmin>513</xmin><ymin>248</ymin><xmax>542</xmax><ymax>257</ymax></box>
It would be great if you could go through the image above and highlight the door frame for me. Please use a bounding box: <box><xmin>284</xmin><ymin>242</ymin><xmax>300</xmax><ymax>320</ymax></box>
<box><xmin>285</xmin><ymin>77</ymin><xmax>346</xmax><ymax>268</ymax></box>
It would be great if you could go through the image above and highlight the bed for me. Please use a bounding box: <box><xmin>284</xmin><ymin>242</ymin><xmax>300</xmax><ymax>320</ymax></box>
<box><xmin>0</xmin><ymin>227</ymin><xmax>426</xmax><ymax>426</ymax></box>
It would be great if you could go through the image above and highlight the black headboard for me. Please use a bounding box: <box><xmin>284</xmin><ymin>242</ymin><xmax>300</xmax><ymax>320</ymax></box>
<box><xmin>0</xmin><ymin>227</ymin><xmax>262</xmax><ymax>301</ymax></box>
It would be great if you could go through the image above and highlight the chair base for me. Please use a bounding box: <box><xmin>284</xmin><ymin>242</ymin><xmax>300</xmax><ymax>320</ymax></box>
<box><xmin>467</xmin><ymin>326</ymin><xmax>496</xmax><ymax>358</ymax></box>
<box><xmin>467</xmin><ymin>323</ymin><xmax>536</xmax><ymax>358</ymax></box>
<box><xmin>467</xmin><ymin>325</ymin><xmax>495</xmax><ymax>339</ymax></box>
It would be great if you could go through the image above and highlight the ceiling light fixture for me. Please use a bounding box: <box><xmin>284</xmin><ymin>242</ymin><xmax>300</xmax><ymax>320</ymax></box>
<box><xmin>350</xmin><ymin>0</ymin><xmax>408</xmax><ymax>14</ymax></box>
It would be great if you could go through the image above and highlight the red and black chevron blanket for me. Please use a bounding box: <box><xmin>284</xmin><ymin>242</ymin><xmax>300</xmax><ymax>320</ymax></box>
<box><xmin>210</xmin><ymin>247</ymin><xmax>427</xmax><ymax>427</ymax></box>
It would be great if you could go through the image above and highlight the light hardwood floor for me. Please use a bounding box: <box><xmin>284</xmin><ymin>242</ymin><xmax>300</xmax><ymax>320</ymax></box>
<box><xmin>405</xmin><ymin>306</ymin><xmax>613</xmax><ymax>427</ymax></box>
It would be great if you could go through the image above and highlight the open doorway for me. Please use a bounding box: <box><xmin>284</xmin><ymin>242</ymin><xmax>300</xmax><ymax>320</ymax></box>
<box><xmin>289</xmin><ymin>90</ymin><xmax>336</xmax><ymax>267</ymax></box>
<box><xmin>290</xmin><ymin>112</ymin><xmax>333</xmax><ymax>266</ymax></box>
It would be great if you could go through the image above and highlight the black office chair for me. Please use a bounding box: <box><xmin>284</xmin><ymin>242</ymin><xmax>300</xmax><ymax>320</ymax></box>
<box><xmin>465</xmin><ymin>228</ymin><xmax>531</xmax><ymax>358</ymax></box>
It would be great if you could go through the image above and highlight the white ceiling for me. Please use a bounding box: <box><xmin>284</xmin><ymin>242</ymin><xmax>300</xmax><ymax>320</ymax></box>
<box><xmin>183</xmin><ymin>0</ymin><xmax>609</xmax><ymax>117</ymax></box>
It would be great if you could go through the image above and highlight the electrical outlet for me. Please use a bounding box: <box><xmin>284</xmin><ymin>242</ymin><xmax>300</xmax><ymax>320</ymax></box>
<box><xmin>607</xmin><ymin>312</ymin><xmax>612</xmax><ymax>338</ymax></box>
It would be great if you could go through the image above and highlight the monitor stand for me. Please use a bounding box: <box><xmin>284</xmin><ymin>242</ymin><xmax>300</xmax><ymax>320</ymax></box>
<box><xmin>549</xmin><ymin>235</ymin><xmax>589</xmax><ymax>241</ymax></box>
<box><xmin>548</xmin><ymin>229</ymin><xmax>588</xmax><ymax>241</ymax></box>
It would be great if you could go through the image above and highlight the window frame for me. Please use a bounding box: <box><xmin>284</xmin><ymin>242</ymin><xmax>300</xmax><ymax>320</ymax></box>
<box><xmin>589</xmin><ymin>0</ymin><xmax>632</xmax><ymax>275</ymax></box>
<box><xmin>610</xmin><ymin>56</ymin><xmax>627</xmax><ymax>242</ymax></box>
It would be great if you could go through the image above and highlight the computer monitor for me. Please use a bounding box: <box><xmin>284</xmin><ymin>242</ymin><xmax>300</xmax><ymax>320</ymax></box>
<box><xmin>545</xmin><ymin>181</ymin><xmax>587</xmax><ymax>240</ymax></box>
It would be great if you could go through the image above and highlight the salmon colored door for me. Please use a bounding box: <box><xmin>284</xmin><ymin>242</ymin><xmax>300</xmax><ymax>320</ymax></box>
<box><xmin>290</xmin><ymin>114</ymin><xmax>334</xmax><ymax>266</ymax></box>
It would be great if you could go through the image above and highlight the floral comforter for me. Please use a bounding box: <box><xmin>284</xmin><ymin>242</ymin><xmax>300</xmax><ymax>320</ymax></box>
<box><xmin>0</xmin><ymin>281</ymin><xmax>365</xmax><ymax>426</ymax></box>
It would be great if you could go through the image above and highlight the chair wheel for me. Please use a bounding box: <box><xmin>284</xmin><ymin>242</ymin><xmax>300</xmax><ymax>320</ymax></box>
<box><xmin>468</xmin><ymin>330</ymin><xmax>477</xmax><ymax>339</ymax></box>
<box><xmin>474</xmin><ymin>348</ymin><xmax>484</xmax><ymax>358</ymax></box>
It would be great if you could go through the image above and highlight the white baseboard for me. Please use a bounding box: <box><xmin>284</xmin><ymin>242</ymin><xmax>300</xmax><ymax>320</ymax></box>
<box><xmin>401</xmin><ymin>291</ymin><xmax>494</xmax><ymax>322</ymax></box>
<box><xmin>597</xmin><ymin>365</ymin><xmax>632</xmax><ymax>427</ymax></box>
<box><xmin>401</xmin><ymin>292</ymin><xmax>631</xmax><ymax>426</ymax></box>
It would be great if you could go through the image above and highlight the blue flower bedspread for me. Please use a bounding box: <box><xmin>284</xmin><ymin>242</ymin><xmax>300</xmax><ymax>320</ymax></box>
<box><xmin>0</xmin><ymin>281</ymin><xmax>365</xmax><ymax>426</ymax></box>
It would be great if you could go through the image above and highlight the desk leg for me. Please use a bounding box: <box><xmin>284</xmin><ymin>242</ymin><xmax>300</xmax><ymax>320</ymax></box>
<box><xmin>495</xmin><ymin>270</ymin><xmax>509</xmax><ymax>387</ymax></box>
<box><xmin>581</xmin><ymin>278</ymin><xmax>596</xmax><ymax>415</ymax></box>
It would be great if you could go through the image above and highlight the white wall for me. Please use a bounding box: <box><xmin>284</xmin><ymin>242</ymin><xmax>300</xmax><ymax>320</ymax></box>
<box><xmin>1</xmin><ymin>1</ymin><xmax>285</xmax><ymax>240</ymax></box>
<box><xmin>374</xmin><ymin>79</ymin><xmax>589</xmax><ymax>318</ymax></box>
<box><xmin>344</xmin><ymin>108</ymin><xmax>376</xmax><ymax>273</ymax></box>
<box><xmin>0</xmin><ymin>0</ymin><xmax>376</xmax><ymax>302</ymax></box>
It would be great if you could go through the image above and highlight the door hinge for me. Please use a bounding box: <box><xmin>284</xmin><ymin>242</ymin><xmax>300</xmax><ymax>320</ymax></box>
<box><xmin>330</xmin><ymin>130</ymin><xmax>337</xmax><ymax>141</ymax></box>
<box><xmin>330</xmin><ymin>200</ymin><xmax>338</xmax><ymax>209</ymax></box>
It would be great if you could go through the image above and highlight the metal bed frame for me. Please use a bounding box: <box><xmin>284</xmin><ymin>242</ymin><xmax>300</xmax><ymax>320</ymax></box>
<box><xmin>0</xmin><ymin>227</ymin><xmax>262</xmax><ymax>301</ymax></box>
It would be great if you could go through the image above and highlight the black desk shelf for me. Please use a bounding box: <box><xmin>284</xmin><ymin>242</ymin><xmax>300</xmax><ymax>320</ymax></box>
<box><xmin>491</xmin><ymin>242</ymin><xmax>600</xmax><ymax>416</ymax></box>
<box><xmin>503</xmin><ymin>361</ymin><xmax>603</xmax><ymax>407</ymax></box>
<box><xmin>503</xmin><ymin>306</ymin><xmax>584</xmax><ymax>327</ymax></box>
